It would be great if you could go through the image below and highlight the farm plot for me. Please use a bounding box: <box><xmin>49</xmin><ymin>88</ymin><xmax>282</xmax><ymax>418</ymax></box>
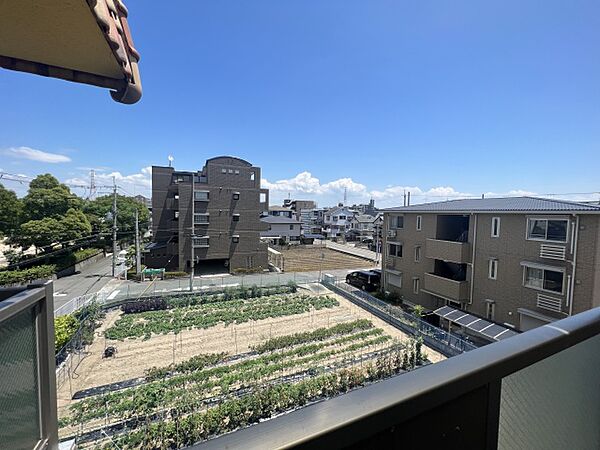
<box><xmin>57</xmin><ymin>285</ymin><xmax>443</xmax><ymax>448</ymax></box>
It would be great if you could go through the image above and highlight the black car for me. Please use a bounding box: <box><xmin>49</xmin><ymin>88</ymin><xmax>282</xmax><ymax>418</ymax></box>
<box><xmin>346</xmin><ymin>270</ymin><xmax>381</xmax><ymax>292</ymax></box>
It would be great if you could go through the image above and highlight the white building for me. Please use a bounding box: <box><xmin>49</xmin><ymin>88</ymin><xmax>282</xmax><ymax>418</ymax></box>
<box><xmin>260</xmin><ymin>216</ymin><xmax>302</xmax><ymax>243</ymax></box>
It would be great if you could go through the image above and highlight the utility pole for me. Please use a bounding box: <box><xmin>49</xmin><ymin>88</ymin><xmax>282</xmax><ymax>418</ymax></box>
<box><xmin>135</xmin><ymin>208</ymin><xmax>141</xmax><ymax>274</ymax></box>
<box><xmin>189</xmin><ymin>174</ymin><xmax>195</xmax><ymax>292</ymax></box>
<box><xmin>112</xmin><ymin>176</ymin><xmax>118</xmax><ymax>277</ymax></box>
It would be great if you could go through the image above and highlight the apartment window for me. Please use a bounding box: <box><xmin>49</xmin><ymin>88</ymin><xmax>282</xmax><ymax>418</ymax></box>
<box><xmin>488</xmin><ymin>259</ymin><xmax>498</xmax><ymax>280</ymax></box>
<box><xmin>527</xmin><ymin>219</ymin><xmax>568</xmax><ymax>242</ymax></box>
<box><xmin>233</xmin><ymin>192</ymin><xmax>240</xmax><ymax>200</ymax></box>
<box><xmin>174</xmin><ymin>211</ymin><xmax>179</xmax><ymax>220</ymax></box>
<box><xmin>485</xmin><ymin>301</ymin><xmax>496</xmax><ymax>321</ymax></box>
<box><xmin>389</xmin><ymin>243</ymin><xmax>403</xmax><ymax>257</ymax></box>
<box><xmin>413</xmin><ymin>277</ymin><xmax>420</xmax><ymax>294</ymax></box>
<box><xmin>194</xmin><ymin>213</ymin><xmax>209</xmax><ymax>224</ymax></box>
<box><xmin>326</xmin><ymin>215</ymin><xmax>331</xmax><ymax>221</ymax></box>
<box><xmin>388</xmin><ymin>272</ymin><xmax>402</xmax><ymax>288</ymax></box>
<box><xmin>174</xmin><ymin>194</ymin><xmax>179</xmax><ymax>200</ymax></box>
<box><xmin>234</xmin><ymin>170</ymin><xmax>240</xmax><ymax>175</ymax></box>
<box><xmin>394</xmin><ymin>216</ymin><xmax>404</xmax><ymax>229</ymax></box>
<box><xmin>193</xmin><ymin>236</ymin><xmax>209</xmax><ymax>247</ymax></box>
<box><xmin>232</xmin><ymin>235</ymin><xmax>239</xmax><ymax>243</ymax></box>
<box><xmin>339</xmin><ymin>215</ymin><xmax>346</xmax><ymax>220</ymax></box>
<box><xmin>491</xmin><ymin>217</ymin><xmax>501</xmax><ymax>238</ymax></box>
<box><xmin>221</xmin><ymin>168</ymin><xmax>227</xmax><ymax>173</ymax></box>
<box><xmin>194</xmin><ymin>191</ymin><xmax>209</xmax><ymax>201</ymax></box>
<box><xmin>250</xmin><ymin>172</ymin><xmax>255</xmax><ymax>181</ymax></box>
<box><xmin>232</xmin><ymin>214</ymin><xmax>240</xmax><ymax>222</ymax></box>
<box><xmin>228</xmin><ymin>169</ymin><xmax>234</xmax><ymax>174</ymax></box>
<box><xmin>289</xmin><ymin>224</ymin><xmax>294</xmax><ymax>230</ymax></box>
<box><xmin>333</xmin><ymin>216</ymin><xmax>338</xmax><ymax>221</ymax></box>
<box><xmin>524</xmin><ymin>265</ymin><xmax>564</xmax><ymax>293</ymax></box>
<box><xmin>416</xmin><ymin>216</ymin><xmax>422</xmax><ymax>231</ymax></box>
<box><xmin>414</xmin><ymin>246</ymin><xmax>421</xmax><ymax>262</ymax></box>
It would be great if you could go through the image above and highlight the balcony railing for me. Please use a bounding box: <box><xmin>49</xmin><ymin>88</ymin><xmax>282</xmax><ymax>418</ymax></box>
<box><xmin>423</xmin><ymin>272</ymin><xmax>470</xmax><ymax>302</ymax></box>
<box><xmin>426</xmin><ymin>238</ymin><xmax>471</xmax><ymax>264</ymax></box>
<box><xmin>195</xmin><ymin>306</ymin><xmax>600</xmax><ymax>450</ymax></box>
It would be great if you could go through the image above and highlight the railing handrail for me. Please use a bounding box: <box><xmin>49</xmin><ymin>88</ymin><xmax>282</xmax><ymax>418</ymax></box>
<box><xmin>196</xmin><ymin>306</ymin><xmax>600</xmax><ymax>450</ymax></box>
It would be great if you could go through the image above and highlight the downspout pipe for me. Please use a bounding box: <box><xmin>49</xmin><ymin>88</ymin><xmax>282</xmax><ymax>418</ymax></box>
<box><xmin>569</xmin><ymin>214</ymin><xmax>579</xmax><ymax>316</ymax></box>
<box><xmin>469</xmin><ymin>213</ymin><xmax>477</xmax><ymax>306</ymax></box>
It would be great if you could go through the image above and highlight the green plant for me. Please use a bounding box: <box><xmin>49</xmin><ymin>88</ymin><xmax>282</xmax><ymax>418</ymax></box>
<box><xmin>54</xmin><ymin>314</ymin><xmax>80</xmax><ymax>351</ymax></box>
<box><xmin>0</xmin><ymin>264</ymin><xmax>56</xmax><ymax>286</ymax></box>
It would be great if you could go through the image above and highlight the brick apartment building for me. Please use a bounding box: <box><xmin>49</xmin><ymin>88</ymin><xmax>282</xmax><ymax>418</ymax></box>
<box><xmin>144</xmin><ymin>156</ymin><xmax>269</xmax><ymax>273</ymax></box>
<box><xmin>381</xmin><ymin>197</ymin><xmax>600</xmax><ymax>332</ymax></box>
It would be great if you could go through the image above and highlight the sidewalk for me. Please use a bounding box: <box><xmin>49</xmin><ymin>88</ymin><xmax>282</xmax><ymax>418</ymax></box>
<box><xmin>324</xmin><ymin>241</ymin><xmax>379</xmax><ymax>262</ymax></box>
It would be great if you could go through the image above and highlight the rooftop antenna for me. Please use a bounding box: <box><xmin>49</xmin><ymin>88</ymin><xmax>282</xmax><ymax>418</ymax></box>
<box><xmin>343</xmin><ymin>187</ymin><xmax>347</xmax><ymax>205</ymax></box>
<box><xmin>168</xmin><ymin>154</ymin><xmax>174</xmax><ymax>167</ymax></box>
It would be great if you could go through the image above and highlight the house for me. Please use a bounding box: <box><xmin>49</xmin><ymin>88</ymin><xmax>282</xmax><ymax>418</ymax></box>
<box><xmin>260</xmin><ymin>216</ymin><xmax>302</xmax><ymax>243</ymax></box>
<box><xmin>144</xmin><ymin>156</ymin><xmax>269</xmax><ymax>274</ymax></box>
<box><xmin>323</xmin><ymin>205</ymin><xmax>356</xmax><ymax>238</ymax></box>
<box><xmin>381</xmin><ymin>196</ymin><xmax>600</xmax><ymax>333</ymax></box>
<box><xmin>350</xmin><ymin>214</ymin><xmax>381</xmax><ymax>239</ymax></box>
<box><xmin>266</xmin><ymin>206</ymin><xmax>294</xmax><ymax>219</ymax></box>
<box><xmin>298</xmin><ymin>208</ymin><xmax>326</xmax><ymax>237</ymax></box>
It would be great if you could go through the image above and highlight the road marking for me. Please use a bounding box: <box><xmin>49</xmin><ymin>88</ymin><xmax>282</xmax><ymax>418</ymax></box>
<box><xmin>107</xmin><ymin>290</ymin><xmax>120</xmax><ymax>300</ymax></box>
<box><xmin>54</xmin><ymin>293</ymin><xmax>67</xmax><ymax>297</ymax></box>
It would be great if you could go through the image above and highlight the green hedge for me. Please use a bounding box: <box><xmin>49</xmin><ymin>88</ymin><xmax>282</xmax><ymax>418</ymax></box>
<box><xmin>54</xmin><ymin>314</ymin><xmax>80</xmax><ymax>351</ymax></box>
<box><xmin>0</xmin><ymin>264</ymin><xmax>56</xmax><ymax>286</ymax></box>
<box><xmin>164</xmin><ymin>271</ymin><xmax>188</xmax><ymax>279</ymax></box>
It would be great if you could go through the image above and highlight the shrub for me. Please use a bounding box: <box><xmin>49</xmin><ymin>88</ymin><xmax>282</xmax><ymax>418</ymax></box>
<box><xmin>54</xmin><ymin>314</ymin><xmax>80</xmax><ymax>351</ymax></box>
<box><xmin>122</xmin><ymin>297</ymin><xmax>167</xmax><ymax>314</ymax></box>
<box><xmin>0</xmin><ymin>264</ymin><xmax>56</xmax><ymax>286</ymax></box>
<box><xmin>164</xmin><ymin>271</ymin><xmax>188</xmax><ymax>279</ymax></box>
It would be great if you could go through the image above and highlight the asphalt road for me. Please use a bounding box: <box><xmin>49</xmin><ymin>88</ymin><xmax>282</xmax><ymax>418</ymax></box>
<box><xmin>52</xmin><ymin>255</ymin><xmax>115</xmax><ymax>310</ymax></box>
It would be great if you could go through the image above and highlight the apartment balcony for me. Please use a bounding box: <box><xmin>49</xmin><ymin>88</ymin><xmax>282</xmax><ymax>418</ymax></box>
<box><xmin>199</xmin><ymin>307</ymin><xmax>600</xmax><ymax>449</ymax></box>
<box><xmin>423</xmin><ymin>272</ymin><xmax>470</xmax><ymax>302</ymax></box>
<box><xmin>426</xmin><ymin>238</ymin><xmax>471</xmax><ymax>264</ymax></box>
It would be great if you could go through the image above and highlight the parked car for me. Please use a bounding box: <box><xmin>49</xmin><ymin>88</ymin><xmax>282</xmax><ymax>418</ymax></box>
<box><xmin>345</xmin><ymin>270</ymin><xmax>380</xmax><ymax>292</ymax></box>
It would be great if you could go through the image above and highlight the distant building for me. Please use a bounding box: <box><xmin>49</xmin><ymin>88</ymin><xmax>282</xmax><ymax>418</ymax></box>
<box><xmin>350</xmin><ymin>213</ymin><xmax>382</xmax><ymax>239</ymax></box>
<box><xmin>267</xmin><ymin>206</ymin><xmax>294</xmax><ymax>219</ymax></box>
<box><xmin>134</xmin><ymin>195</ymin><xmax>152</xmax><ymax>209</ymax></box>
<box><xmin>350</xmin><ymin>199</ymin><xmax>378</xmax><ymax>216</ymax></box>
<box><xmin>381</xmin><ymin>197</ymin><xmax>600</xmax><ymax>333</ymax></box>
<box><xmin>299</xmin><ymin>208</ymin><xmax>326</xmax><ymax>237</ymax></box>
<box><xmin>144</xmin><ymin>156</ymin><xmax>269</xmax><ymax>274</ymax></box>
<box><xmin>287</xmin><ymin>199</ymin><xmax>317</xmax><ymax>212</ymax></box>
<box><xmin>323</xmin><ymin>205</ymin><xmax>355</xmax><ymax>238</ymax></box>
<box><xmin>260</xmin><ymin>216</ymin><xmax>302</xmax><ymax>243</ymax></box>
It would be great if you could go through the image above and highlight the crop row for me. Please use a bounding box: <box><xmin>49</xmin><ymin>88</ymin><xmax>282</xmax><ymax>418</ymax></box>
<box><xmin>105</xmin><ymin>294</ymin><xmax>339</xmax><ymax>340</ymax></box>
<box><xmin>65</xmin><ymin>329</ymin><xmax>389</xmax><ymax>425</ymax></box>
<box><xmin>105</xmin><ymin>348</ymin><xmax>417</xmax><ymax>449</ymax></box>
<box><xmin>252</xmin><ymin>318</ymin><xmax>374</xmax><ymax>353</ymax></box>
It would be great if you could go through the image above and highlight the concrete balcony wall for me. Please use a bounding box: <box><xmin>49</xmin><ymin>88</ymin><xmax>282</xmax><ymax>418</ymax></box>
<box><xmin>424</xmin><ymin>273</ymin><xmax>470</xmax><ymax>302</ymax></box>
<box><xmin>425</xmin><ymin>238</ymin><xmax>471</xmax><ymax>264</ymax></box>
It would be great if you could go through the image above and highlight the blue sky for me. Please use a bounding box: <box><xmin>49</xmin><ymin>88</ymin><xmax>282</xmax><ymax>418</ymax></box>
<box><xmin>1</xmin><ymin>0</ymin><xmax>599</xmax><ymax>207</ymax></box>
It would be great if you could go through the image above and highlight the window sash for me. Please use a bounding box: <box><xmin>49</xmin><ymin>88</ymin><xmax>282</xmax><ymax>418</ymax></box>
<box><xmin>488</xmin><ymin>259</ymin><xmax>497</xmax><ymax>280</ymax></box>
<box><xmin>491</xmin><ymin>217</ymin><xmax>500</xmax><ymax>237</ymax></box>
<box><xmin>527</xmin><ymin>219</ymin><xmax>568</xmax><ymax>242</ymax></box>
<box><xmin>194</xmin><ymin>191</ymin><xmax>209</xmax><ymax>201</ymax></box>
<box><xmin>416</xmin><ymin>216</ymin><xmax>422</xmax><ymax>231</ymax></box>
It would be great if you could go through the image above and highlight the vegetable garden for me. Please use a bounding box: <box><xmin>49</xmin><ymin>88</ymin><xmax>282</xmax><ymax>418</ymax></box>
<box><xmin>56</xmin><ymin>285</ymin><xmax>440</xmax><ymax>449</ymax></box>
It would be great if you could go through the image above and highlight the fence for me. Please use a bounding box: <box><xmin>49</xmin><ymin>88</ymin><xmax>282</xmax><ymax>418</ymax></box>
<box><xmin>322</xmin><ymin>276</ymin><xmax>478</xmax><ymax>356</ymax></box>
<box><xmin>54</xmin><ymin>291</ymin><xmax>108</xmax><ymax>317</ymax></box>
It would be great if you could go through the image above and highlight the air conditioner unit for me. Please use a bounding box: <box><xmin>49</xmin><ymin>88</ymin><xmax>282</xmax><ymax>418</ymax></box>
<box><xmin>387</xmin><ymin>230</ymin><xmax>397</xmax><ymax>238</ymax></box>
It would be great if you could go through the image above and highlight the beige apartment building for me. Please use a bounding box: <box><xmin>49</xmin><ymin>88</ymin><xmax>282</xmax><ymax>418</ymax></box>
<box><xmin>381</xmin><ymin>197</ymin><xmax>600</xmax><ymax>332</ymax></box>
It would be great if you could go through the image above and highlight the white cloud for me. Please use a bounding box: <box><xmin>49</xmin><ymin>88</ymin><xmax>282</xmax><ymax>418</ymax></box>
<box><xmin>261</xmin><ymin>171</ymin><xmax>367</xmax><ymax>196</ymax></box>
<box><xmin>3</xmin><ymin>146</ymin><xmax>71</xmax><ymax>163</ymax></box>
<box><xmin>65</xmin><ymin>167</ymin><xmax>152</xmax><ymax>197</ymax></box>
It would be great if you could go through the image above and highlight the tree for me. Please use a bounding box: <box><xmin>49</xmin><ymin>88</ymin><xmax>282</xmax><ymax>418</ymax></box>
<box><xmin>22</xmin><ymin>174</ymin><xmax>82</xmax><ymax>221</ymax></box>
<box><xmin>84</xmin><ymin>194</ymin><xmax>150</xmax><ymax>235</ymax></box>
<box><xmin>0</xmin><ymin>183</ymin><xmax>22</xmax><ymax>235</ymax></box>
<box><xmin>59</xmin><ymin>208</ymin><xmax>92</xmax><ymax>244</ymax></box>
<box><xmin>14</xmin><ymin>217</ymin><xmax>64</xmax><ymax>252</ymax></box>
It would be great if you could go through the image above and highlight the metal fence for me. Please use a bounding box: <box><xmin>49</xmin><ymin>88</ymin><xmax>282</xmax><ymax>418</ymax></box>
<box><xmin>322</xmin><ymin>276</ymin><xmax>478</xmax><ymax>356</ymax></box>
